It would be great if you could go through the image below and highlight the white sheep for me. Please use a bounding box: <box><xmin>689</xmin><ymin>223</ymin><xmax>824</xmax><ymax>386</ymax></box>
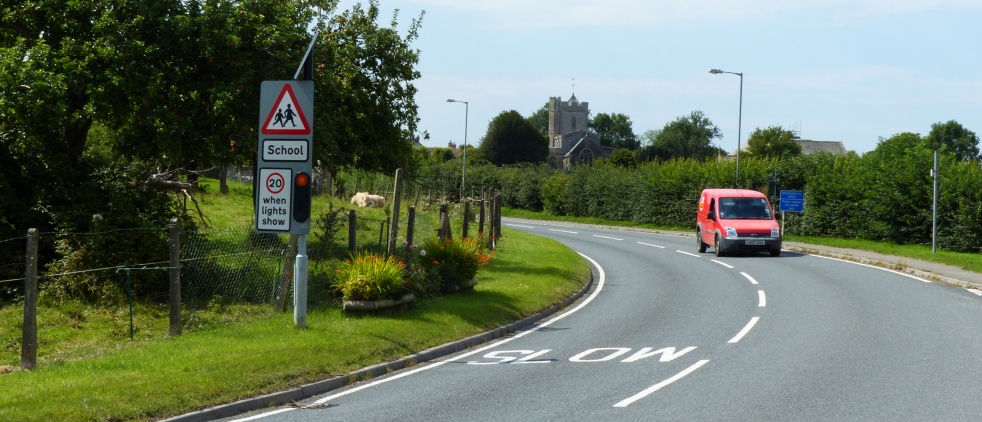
<box><xmin>350</xmin><ymin>192</ymin><xmax>369</xmax><ymax>207</ymax></box>
<box><xmin>365</xmin><ymin>194</ymin><xmax>385</xmax><ymax>208</ymax></box>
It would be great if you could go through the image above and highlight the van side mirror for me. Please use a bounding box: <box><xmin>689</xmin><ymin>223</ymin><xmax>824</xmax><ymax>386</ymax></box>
<box><xmin>708</xmin><ymin>211</ymin><xmax>716</xmax><ymax>221</ymax></box>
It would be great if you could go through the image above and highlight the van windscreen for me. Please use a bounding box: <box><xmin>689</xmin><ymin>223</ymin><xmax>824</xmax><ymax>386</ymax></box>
<box><xmin>718</xmin><ymin>197</ymin><xmax>772</xmax><ymax>220</ymax></box>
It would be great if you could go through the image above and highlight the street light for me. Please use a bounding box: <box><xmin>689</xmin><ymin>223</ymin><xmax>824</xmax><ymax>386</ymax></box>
<box><xmin>709</xmin><ymin>68</ymin><xmax>743</xmax><ymax>187</ymax></box>
<box><xmin>447</xmin><ymin>98</ymin><xmax>468</xmax><ymax>201</ymax></box>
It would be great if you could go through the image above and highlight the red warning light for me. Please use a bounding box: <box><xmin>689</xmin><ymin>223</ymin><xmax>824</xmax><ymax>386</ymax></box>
<box><xmin>296</xmin><ymin>172</ymin><xmax>310</xmax><ymax>187</ymax></box>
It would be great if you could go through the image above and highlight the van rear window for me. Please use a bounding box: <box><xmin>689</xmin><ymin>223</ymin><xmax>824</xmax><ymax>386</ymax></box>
<box><xmin>718</xmin><ymin>197</ymin><xmax>772</xmax><ymax>219</ymax></box>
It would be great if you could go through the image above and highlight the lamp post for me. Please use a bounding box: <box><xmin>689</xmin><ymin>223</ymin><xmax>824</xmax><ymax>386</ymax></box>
<box><xmin>709</xmin><ymin>68</ymin><xmax>743</xmax><ymax>188</ymax></box>
<box><xmin>447</xmin><ymin>99</ymin><xmax>468</xmax><ymax>201</ymax></box>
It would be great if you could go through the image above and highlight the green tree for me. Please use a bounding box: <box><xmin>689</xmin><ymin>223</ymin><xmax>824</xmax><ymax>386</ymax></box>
<box><xmin>927</xmin><ymin>120</ymin><xmax>980</xmax><ymax>161</ymax></box>
<box><xmin>590</xmin><ymin>112</ymin><xmax>639</xmax><ymax>150</ymax></box>
<box><xmin>527</xmin><ymin>102</ymin><xmax>549</xmax><ymax>137</ymax></box>
<box><xmin>746</xmin><ymin>126</ymin><xmax>802</xmax><ymax>159</ymax></box>
<box><xmin>644</xmin><ymin>111</ymin><xmax>723</xmax><ymax>160</ymax></box>
<box><xmin>313</xmin><ymin>2</ymin><xmax>424</xmax><ymax>174</ymax></box>
<box><xmin>603</xmin><ymin>148</ymin><xmax>639</xmax><ymax>168</ymax></box>
<box><xmin>478</xmin><ymin>110</ymin><xmax>549</xmax><ymax>165</ymax></box>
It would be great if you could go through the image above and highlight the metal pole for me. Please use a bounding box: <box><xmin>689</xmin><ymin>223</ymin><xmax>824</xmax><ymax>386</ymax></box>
<box><xmin>932</xmin><ymin>149</ymin><xmax>939</xmax><ymax>253</ymax></box>
<box><xmin>294</xmin><ymin>235</ymin><xmax>307</xmax><ymax>328</ymax></box>
<box><xmin>463</xmin><ymin>101</ymin><xmax>468</xmax><ymax>201</ymax></box>
<box><xmin>736</xmin><ymin>73</ymin><xmax>743</xmax><ymax>188</ymax></box>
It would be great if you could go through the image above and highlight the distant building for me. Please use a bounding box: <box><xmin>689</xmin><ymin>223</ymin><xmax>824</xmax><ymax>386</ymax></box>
<box><xmin>547</xmin><ymin>94</ymin><xmax>612</xmax><ymax>169</ymax></box>
<box><xmin>796</xmin><ymin>140</ymin><xmax>848</xmax><ymax>155</ymax></box>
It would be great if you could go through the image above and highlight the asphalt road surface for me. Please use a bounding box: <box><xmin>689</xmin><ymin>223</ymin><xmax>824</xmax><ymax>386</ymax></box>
<box><xmin>225</xmin><ymin>221</ymin><xmax>982</xmax><ymax>421</ymax></box>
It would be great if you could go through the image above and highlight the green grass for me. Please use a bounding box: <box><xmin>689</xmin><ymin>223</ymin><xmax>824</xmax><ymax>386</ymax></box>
<box><xmin>785</xmin><ymin>235</ymin><xmax>982</xmax><ymax>273</ymax></box>
<box><xmin>0</xmin><ymin>179</ymin><xmax>590</xmax><ymax>421</ymax></box>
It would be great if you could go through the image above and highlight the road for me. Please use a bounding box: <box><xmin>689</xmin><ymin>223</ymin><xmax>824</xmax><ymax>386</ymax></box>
<box><xmin>226</xmin><ymin>220</ymin><xmax>982</xmax><ymax>421</ymax></box>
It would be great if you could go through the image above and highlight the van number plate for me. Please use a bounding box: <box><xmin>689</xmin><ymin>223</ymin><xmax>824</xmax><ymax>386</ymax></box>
<box><xmin>745</xmin><ymin>240</ymin><xmax>765</xmax><ymax>246</ymax></box>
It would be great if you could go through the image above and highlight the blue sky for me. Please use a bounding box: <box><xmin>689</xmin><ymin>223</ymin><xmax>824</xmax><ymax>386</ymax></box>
<box><xmin>336</xmin><ymin>1</ymin><xmax>982</xmax><ymax>154</ymax></box>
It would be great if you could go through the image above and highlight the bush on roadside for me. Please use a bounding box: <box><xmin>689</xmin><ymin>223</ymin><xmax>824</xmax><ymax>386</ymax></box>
<box><xmin>332</xmin><ymin>251</ymin><xmax>408</xmax><ymax>301</ymax></box>
<box><xmin>419</xmin><ymin>237</ymin><xmax>494</xmax><ymax>292</ymax></box>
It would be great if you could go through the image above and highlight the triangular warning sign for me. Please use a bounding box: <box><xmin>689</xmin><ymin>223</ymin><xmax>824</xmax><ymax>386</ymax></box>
<box><xmin>261</xmin><ymin>84</ymin><xmax>311</xmax><ymax>135</ymax></box>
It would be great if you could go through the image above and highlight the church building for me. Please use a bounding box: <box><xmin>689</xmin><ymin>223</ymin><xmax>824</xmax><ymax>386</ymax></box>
<box><xmin>546</xmin><ymin>94</ymin><xmax>612</xmax><ymax>169</ymax></box>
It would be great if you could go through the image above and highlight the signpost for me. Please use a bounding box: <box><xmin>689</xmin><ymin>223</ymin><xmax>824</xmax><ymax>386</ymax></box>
<box><xmin>779</xmin><ymin>190</ymin><xmax>804</xmax><ymax>212</ymax></box>
<box><xmin>779</xmin><ymin>190</ymin><xmax>804</xmax><ymax>236</ymax></box>
<box><xmin>257</xmin><ymin>80</ymin><xmax>313</xmax><ymax>328</ymax></box>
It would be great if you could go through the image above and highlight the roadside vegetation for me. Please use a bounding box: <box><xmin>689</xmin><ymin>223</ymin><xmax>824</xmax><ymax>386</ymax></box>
<box><xmin>0</xmin><ymin>178</ymin><xmax>590</xmax><ymax>421</ymax></box>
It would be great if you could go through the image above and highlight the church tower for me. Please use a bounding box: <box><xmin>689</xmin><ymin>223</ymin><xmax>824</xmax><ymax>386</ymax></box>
<box><xmin>548</xmin><ymin>94</ymin><xmax>589</xmax><ymax>141</ymax></box>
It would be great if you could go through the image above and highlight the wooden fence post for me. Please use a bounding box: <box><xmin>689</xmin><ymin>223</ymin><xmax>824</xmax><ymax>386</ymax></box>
<box><xmin>462</xmin><ymin>200</ymin><xmax>470</xmax><ymax>239</ymax></box>
<box><xmin>347</xmin><ymin>210</ymin><xmax>357</xmax><ymax>253</ymax></box>
<box><xmin>22</xmin><ymin>228</ymin><xmax>38</xmax><ymax>370</ymax></box>
<box><xmin>437</xmin><ymin>203</ymin><xmax>449</xmax><ymax>241</ymax></box>
<box><xmin>494</xmin><ymin>190</ymin><xmax>502</xmax><ymax>241</ymax></box>
<box><xmin>168</xmin><ymin>219</ymin><xmax>182</xmax><ymax>336</ymax></box>
<box><xmin>387</xmin><ymin>168</ymin><xmax>403</xmax><ymax>256</ymax></box>
<box><xmin>478</xmin><ymin>200</ymin><xmax>486</xmax><ymax>236</ymax></box>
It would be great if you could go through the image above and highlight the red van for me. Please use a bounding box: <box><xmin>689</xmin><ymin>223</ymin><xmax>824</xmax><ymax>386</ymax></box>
<box><xmin>696</xmin><ymin>189</ymin><xmax>782</xmax><ymax>257</ymax></box>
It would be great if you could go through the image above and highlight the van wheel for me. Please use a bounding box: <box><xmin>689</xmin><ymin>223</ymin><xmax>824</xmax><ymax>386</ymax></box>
<box><xmin>696</xmin><ymin>230</ymin><xmax>707</xmax><ymax>253</ymax></box>
<box><xmin>714</xmin><ymin>234</ymin><xmax>725</xmax><ymax>257</ymax></box>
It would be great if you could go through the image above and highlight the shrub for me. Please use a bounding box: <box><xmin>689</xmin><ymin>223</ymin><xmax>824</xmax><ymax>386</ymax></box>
<box><xmin>419</xmin><ymin>237</ymin><xmax>493</xmax><ymax>292</ymax></box>
<box><xmin>333</xmin><ymin>251</ymin><xmax>408</xmax><ymax>301</ymax></box>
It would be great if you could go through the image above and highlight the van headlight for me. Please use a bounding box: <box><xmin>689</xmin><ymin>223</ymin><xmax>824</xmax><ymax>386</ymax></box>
<box><xmin>771</xmin><ymin>227</ymin><xmax>781</xmax><ymax>238</ymax></box>
<box><xmin>725</xmin><ymin>227</ymin><xmax>738</xmax><ymax>238</ymax></box>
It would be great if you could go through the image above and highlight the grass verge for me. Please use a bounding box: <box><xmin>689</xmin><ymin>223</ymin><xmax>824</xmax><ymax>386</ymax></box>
<box><xmin>0</xmin><ymin>181</ymin><xmax>590</xmax><ymax>421</ymax></box>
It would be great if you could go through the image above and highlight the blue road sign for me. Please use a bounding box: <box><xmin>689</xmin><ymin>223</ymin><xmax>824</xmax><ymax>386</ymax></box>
<box><xmin>780</xmin><ymin>190</ymin><xmax>804</xmax><ymax>212</ymax></box>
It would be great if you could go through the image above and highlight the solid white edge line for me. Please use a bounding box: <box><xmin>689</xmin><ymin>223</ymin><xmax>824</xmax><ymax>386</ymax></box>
<box><xmin>968</xmin><ymin>289</ymin><xmax>982</xmax><ymax>296</ymax></box>
<box><xmin>809</xmin><ymin>254</ymin><xmax>932</xmax><ymax>283</ymax></box>
<box><xmin>637</xmin><ymin>242</ymin><xmax>666</xmax><ymax>249</ymax></box>
<box><xmin>676</xmin><ymin>250</ymin><xmax>701</xmax><ymax>258</ymax></box>
<box><xmin>548</xmin><ymin>229</ymin><xmax>578</xmax><ymax>234</ymax></box>
<box><xmin>758</xmin><ymin>290</ymin><xmax>766</xmax><ymax>307</ymax></box>
<box><xmin>740</xmin><ymin>272</ymin><xmax>759</xmax><ymax>285</ymax></box>
<box><xmin>728</xmin><ymin>317</ymin><xmax>760</xmax><ymax>344</ymax></box>
<box><xmin>613</xmin><ymin>360</ymin><xmax>711</xmax><ymax>407</ymax></box>
<box><xmin>593</xmin><ymin>235</ymin><xmax>624</xmax><ymax>241</ymax></box>
<box><xmin>507</xmin><ymin>224</ymin><xmax>536</xmax><ymax>229</ymax></box>
<box><xmin>711</xmin><ymin>259</ymin><xmax>733</xmax><ymax>268</ymax></box>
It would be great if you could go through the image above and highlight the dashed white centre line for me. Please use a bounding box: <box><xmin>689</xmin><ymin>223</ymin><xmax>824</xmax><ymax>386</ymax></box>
<box><xmin>711</xmin><ymin>259</ymin><xmax>733</xmax><ymax>268</ymax></box>
<box><xmin>507</xmin><ymin>224</ymin><xmax>535</xmax><ymax>229</ymax></box>
<box><xmin>758</xmin><ymin>290</ymin><xmax>766</xmax><ymax>307</ymax></box>
<box><xmin>637</xmin><ymin>242</ymin><xmax>666</xmax><ymax>249</ymax></box>
<box><xmin>676</xmin><ymin>250</ymin><xmax>701</xmax><ymax>258</ymax></box>
<box><xmin>740</xmin><ymin>272</ymin><xmax>759</xmax><ymax>285</ymax></box>
<box><xmin>728</xmin><ymin>317</ymin><xmax>760</xmax><ymax>344</ymax></box>
<box><xmin>593</xmin><ymin>235</ymin><xmax>623</xmax><ymax>241</ymax></box>
<box><xmin>613</xmin><ymin>359</ymin><xmax>711</xmax><ymax>407</ymax></box>
<box><xmin>548</xmin><ymin>229</ymin><xmax>578</xmax><ymax>234</ymax></box>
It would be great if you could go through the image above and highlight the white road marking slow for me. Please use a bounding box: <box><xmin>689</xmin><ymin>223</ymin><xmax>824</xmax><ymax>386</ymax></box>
<box><xmin>593</xmin><ymin>235</ymin><xmax>623</xmax><ymax>241</ymax></box>
<box><xmin>711</xmin><ymin>260</ymin><xmax>733</xmax><ymax>268</ymax></box>
<box><xmin>728</xmin><ymin>317</ymin><xmax>760</xmax><ymax>344</ymax></box>
<box><xmin>613</xmin><ymin>360</ymin><xmax>711</xmax><ymax>407</ymax></box>
<box><xmin>637</xmin><ymin>242</ymin><xmax>666</xmax><ymax>249</ymax></box>
<box><xmin>676</xmin><ymin>250</ymin><xmax>701</xmax><ymax>258</ymax></box>
<box><xmin>740</xmin><ymin>272</ymin><xmax>759</xmax><ymax>285</ymax></box>
<box><xmin>232</xmin><ymin>255</ymin><xmax>608</xmax><ymax>421</ymax></box>
<box><xmin>758</xmin><ymin>290</ymin><xmax>766</xmax><ymax>307</ymax></box>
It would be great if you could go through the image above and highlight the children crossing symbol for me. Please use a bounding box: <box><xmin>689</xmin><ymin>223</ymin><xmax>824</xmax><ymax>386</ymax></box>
<box><xmin>261</xmin><ymin>84</ymin><xmax>311</xmax><ymax>135</ymax></box>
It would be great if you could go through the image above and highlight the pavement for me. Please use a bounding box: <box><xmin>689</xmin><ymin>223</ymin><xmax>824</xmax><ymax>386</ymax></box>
<box><xmin>163</xmin><ymin>219</ymin><xmax>982</xmax><ymax>421</ymax></box>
